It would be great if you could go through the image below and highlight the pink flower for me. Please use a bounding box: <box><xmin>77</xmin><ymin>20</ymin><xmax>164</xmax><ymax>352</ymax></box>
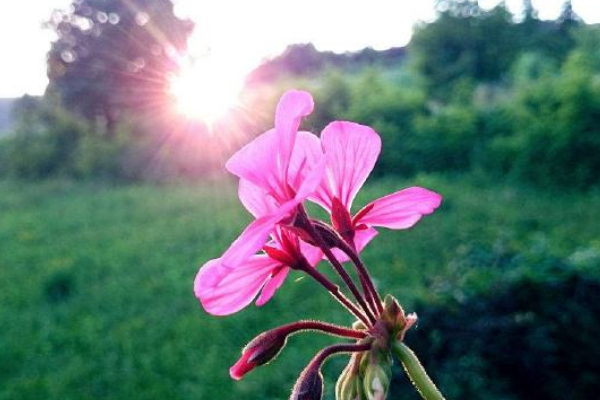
<box><xmin>220</xmin><ymin>90</ymin><xmax>325</xmax><ymax>267</ymax></box>
<box><xmin>309</xmin><ymin>121</ymin><xmax>443</xmax><ymax>252</ymax></box>
<box><xmin>195</xmin><ymin>224</ymin><xmax>322</xmax><ymax>315</ymax></box>
<box><xmin>194</xmin><ymin>90</ymin><xmax>325</xmax><ymax>315</ymax></box>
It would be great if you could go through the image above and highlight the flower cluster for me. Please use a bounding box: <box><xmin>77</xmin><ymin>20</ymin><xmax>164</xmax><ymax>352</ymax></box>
<box><xmin>194</xmin><ymin>90</ymin><xmax>443</xmax><ymax>400</ymax></box>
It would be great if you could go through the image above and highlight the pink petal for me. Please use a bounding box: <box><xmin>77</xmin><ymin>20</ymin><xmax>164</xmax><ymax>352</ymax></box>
<box><xmin>353</xmin><ymin>227</ymin><xmax>379</xmax><ymax>253</ymax></box>
<box><xmin>294</xmin><ymin>152</ymin><xmax>327</xmax><ymax>203</ymax></box>
<box><xmin>315</xmin><ymin>121</ymin><xmax>382</xmax><ymax>211</ymax></box>
<box><xmin>331</xmin><ymin>227</ymin><xmax>379</xmax><ymax>262</ymax></box>
<box><xmin>300</xmin><ymin>241</ymin><xmax>324</xmax><ymax>267</ymax></box>
<box><xmin>288</xmin><ymin>131</ymin><xmax>324</xmax><ymax>193</ymax></box>
<box><xmin>222</xmin><ymin>199</ymin><xmax>298</xmax><ymax>269</ymax></box>
<box><xmin>355</xmin><ymin>187</ymin><xmax>442</xmax><ymax>229</ymax></box>
<box><xmin>255</xmin><ymin>267</ymin><xmax>290</xmax><ymax>306</ymax></box>
<box><xmin>238</xmin><ymin>179</ymin><xmax>279</xmax><ymax>218</ymax></box>
<box><xmin>194</xmin><ymin>256</ymin><xmax>280</xmax><ymax>315</ymax></box>
<box><xmin>226</xmin><ymin>129</ymin><xmax>286</xmax><ymax>201</ymax></box>
<box><xmin>275</xmin><ymin>90</ymin><xmax>314</xmax><ymax>180</ymax></box>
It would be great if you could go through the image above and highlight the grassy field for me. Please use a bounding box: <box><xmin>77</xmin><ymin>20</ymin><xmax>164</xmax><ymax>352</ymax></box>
<box><xmin>1</xmin><ymin>176</ymin><xmax>599</xmax><ymax>400</ymax></box>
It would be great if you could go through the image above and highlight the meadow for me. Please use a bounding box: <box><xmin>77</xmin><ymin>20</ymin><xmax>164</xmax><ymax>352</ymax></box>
<box><xmin>1</xmin><ymin>175</ymin><xmax>598</xmax><ymax>399</ymax></box>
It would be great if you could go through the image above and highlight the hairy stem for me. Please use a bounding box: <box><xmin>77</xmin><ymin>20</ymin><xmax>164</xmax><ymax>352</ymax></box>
<box><xmin>320</xmin><ymin>247</ymin><xmax>377</xmax><ymax>324</ymax></box>
<box><xmin>297</xmin><ymin>207</ymin><xmax>377</xmax><ymax>324</ymax></box>
<box><xmin>392</xmin><ymin>341</ymin><xmax>446</xmax><ymax>400</ymax></box>
<box><xmin>311</xmin><ymin>342</ymin><xmax>373</xmax><ymax>368</ymax></box>
<box><xmin>298</xmin><ymin>259</ymin><xmax>372</xmax><ymax>327</ymax></box>
<box><xmin>277</xmin><ymin>320</ymin><xmax>367</xmax><ymax>339</ymax></box>
<box><xmin>335</xmin><ymin>238</ymin><xmax>384</xmax><ymax>314</ymax></box>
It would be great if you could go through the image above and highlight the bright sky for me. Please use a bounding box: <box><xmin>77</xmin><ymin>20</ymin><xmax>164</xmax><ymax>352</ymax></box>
<box><xmin>0</xmin><ymin>0</ymin><xmax>599</xmax><ymax>98</ymax></box>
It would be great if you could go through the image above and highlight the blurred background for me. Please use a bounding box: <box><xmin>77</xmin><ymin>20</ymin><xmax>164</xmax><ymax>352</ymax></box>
<box><xmin>1</xmin><ymin>0</ymin><xmax>599</xmax><ymax>399</ymax></box>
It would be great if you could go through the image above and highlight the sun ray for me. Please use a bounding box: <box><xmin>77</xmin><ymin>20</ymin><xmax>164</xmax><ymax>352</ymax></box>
<box><xmin>169</xmin><ymin>55</ymin><xmax>244</xmax><ymax>125</ymax></box>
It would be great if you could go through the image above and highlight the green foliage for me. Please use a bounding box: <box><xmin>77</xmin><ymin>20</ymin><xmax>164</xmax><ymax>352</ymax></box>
<box><xmin>411</xmin><ymin>1</ymin><xmax>579</xmax><ymax>100</ymax></box>
<box><xmin>411</xmin><ymin>2</ymin><xmax>517</xmax><ymax>98</ymax></box>
<box><xmin>486</xmin><ymin>48</ymin><xmax>600</xmax><ymax>188</ymax></box>
<box><xmin>410</xmin><ymin>104</ymin><xmax>480</xmax><ymax>173</ymax></box>
<box><xmin>307</xmin><ymin>68</ymin><xmax>482</xmax><ymax>177</ymax></box>
<box><xmin>404</xmin><ymin>272</ymin><xmax>600</xmax><ymax>400</ymax></box>
<box><xmin>1</xmin><ymin>176</ymin><xmax>599</xmax><ymax>399</ymax></box>
<box><xmin>3</xmin><ymin>98</ymin><xmax>90</xmax><ymax>178</ymax></box>
<box><xmin>0</xmin><ymin>97</ymin><xmax>138</xmax><ymax>181</ymax></box>
<box><xmin>301</xmin><ymin>21</ymin><xmax>600</xmax><ymax>189</ymax></box>
<box><xmin>71</xmin><ymin>125</ymin><xmax>140</xmax><ymax>180</ymax></box>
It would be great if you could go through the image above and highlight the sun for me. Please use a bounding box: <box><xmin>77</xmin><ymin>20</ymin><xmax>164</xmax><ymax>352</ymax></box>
<box><xmin>170</xmin><ymin>56</ymin><xmax>244</xmax><ymax>124</ymax></box>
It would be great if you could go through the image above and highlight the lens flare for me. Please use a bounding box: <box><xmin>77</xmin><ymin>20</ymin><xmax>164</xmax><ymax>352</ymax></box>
<box><xmin>170</xmin><ymin>56</ymin><xmax>244</xmax><ymax>124</ymax></box>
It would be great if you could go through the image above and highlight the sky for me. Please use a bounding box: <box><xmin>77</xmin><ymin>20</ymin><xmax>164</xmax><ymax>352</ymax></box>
<box><xmin>0</xmin><ymin>0</ymin><xmax>599</xmax><ymax>98</ymax></box>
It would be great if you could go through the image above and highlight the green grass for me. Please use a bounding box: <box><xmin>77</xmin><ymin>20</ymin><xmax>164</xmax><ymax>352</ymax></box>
<box><xmin>1</xmin><ymin>176</ymin><xmax>599</xmax><ymax>399</ymax></box>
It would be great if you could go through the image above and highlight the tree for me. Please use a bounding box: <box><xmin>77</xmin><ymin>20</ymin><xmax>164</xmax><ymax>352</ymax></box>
<box><xmin>558</xmin><ymin>0</ymin><xmax>580</xmax><ymax>24</ymax></box>
<box><xmin>411</xmin><ymin>1</ymin><xmax>518</xmax><ymax>99</ymax></box>
<box><xmin>522</xmin><ymin>0</ymin><xmax>538</xmax><ymax>21</ymax></box>
<box><xmin>46</xmin><ymin>0</ymin><xmax>193</xmax><ymax>133</ymax></box>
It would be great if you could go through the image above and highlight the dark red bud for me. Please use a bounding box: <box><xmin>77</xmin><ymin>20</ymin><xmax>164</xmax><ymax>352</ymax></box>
<box><xmin>310</xmin><ymin>220</ymin><xmax>344</xmax><ymax>249</ymax></box>
<box><xmin>229</xmin><ymin>347</ymin><xmax>259</xmax><ymax>380</ymax></box>
<box><xmin>229</xmin><ymin>328</ymin><xmax>288</xmax><ymax>380</ymax></box>
<box><xmin>290</xmin><ymin>363</ymin><xmax>324</xmax><ymax>400</ymax></box>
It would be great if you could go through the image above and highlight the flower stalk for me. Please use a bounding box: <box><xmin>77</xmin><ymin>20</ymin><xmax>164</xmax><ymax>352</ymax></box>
<box><xmin>276</xmin><ymin>320</ymin><xmax>367</xmax><ymax>340</ymax></box>
<box><xmin>334</xmin><ymin>236</ymin><xmax>384</xmax><ymax>315</ymax></box>
<box><xmin>296</xmin><ymin>205</ymin><xmax>378</xmax><ymax>325</ymax></box>
<box><xmin>392</xmin><ymin>341</ymin><xmax>446</xmax><ymax>400</ymax></box>
<box><xmin>296</xmin><ymin>258</ymin><xmax>372</xmax><ymax>327</ymax></box>
<box><xmin>291</xmin><ymin>343</ymin><xmax>373</xmax><ymax>400</ymax></box>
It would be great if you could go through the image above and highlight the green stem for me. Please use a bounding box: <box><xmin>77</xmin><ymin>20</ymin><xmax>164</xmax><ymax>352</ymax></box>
<box><xmin>392</xmin><ymin>341</ymin><xmax>446</xmax><ymax>400</ymax></box>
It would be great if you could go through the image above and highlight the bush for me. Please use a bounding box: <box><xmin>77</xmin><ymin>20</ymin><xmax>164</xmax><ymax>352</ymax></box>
<box><xmin>4</xmin><ymin>103</ymin><xmax>89</xmax><ymax>179</ymax></box>
<box><xmin>485</xmin><ymin>50</ymin><xmax>600</xmax><ymax>189</ymax></box>
<box><xmin>0</xmin><ymin>97</ymin><xmax>138</xmax><ymax>181</ymax></box>
<box><xmin>71</xmin><ymin>125</ymin><xmax>138</xmax><ymax>181</ymax></box>
<box><xmin>308</xmin><ymin>69</ymin><xmax>484</xmax><ymax>177</ymax></box>
<box><xmin>398</xmin><ymin>269</ymin><xmax>600</xmax><ymax>400</ymax></box>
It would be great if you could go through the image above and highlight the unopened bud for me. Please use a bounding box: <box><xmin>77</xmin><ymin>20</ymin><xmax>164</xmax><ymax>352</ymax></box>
<box><xmin>336</xmin><ymin>353</ymin><xmax>364</xmax><ymax>400</ymax></box>
<box><xmin>290</xmin><ymin>362</ymin><xmax>323</xmax><ymax>400</ymax></box>
<box><xmin>230</xmin><ymin>328</ymin><xmax>288</xmax><ymax>380</ymax></box>
<box><xmin>360</xmin><ymin>340</ymin><xmax>393</xmax><ymax>400</ymax></box>
<box><xmin>363</xmin><ymin>360</ymin><xmax>392</xmax><ymax>400</ymax></box>
<box><xmin>381</xmin><ymin>294</ymin><xmax>418</xmax><ymax>341</ymax></box>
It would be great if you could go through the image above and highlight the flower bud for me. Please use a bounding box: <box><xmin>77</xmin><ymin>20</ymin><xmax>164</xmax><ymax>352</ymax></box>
<box><xmin>229</xmin><ymin>328</ymin><xmax>288</xmax><ymax>380</ymax></box>
<box><xmin>336</xmin><ymin>353</ymin><xmax>364</xmax><ymax>400</ymax></box>
<box><xmin>380</xmin><ymin>294</ymin><xmax>418</xmax><ymax>341</ymax></box>
<box><xmin>360</xmin><ymin>339</ymin><xmax>392</xmax><ymax>400</ymax></box>
<box><xmin>362</xmin><ymin>358</ymin><xmax>392</xmax><ymax>400</ymax></box>
<box><xmin>290</xmin><ymin>363</ymin><xmax>323</xmax><ymax>400</ymax></box>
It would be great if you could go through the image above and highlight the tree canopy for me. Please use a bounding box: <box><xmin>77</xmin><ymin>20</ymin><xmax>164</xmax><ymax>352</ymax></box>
<box><xmin>46</xmin><ymin>0</ymin><xmax>193</xmax><ymax>131</ymax></box>
<box><xmin>410</xmin><ymin>0</ymin><xmax>581</xmax><ymax>99</ymax></box>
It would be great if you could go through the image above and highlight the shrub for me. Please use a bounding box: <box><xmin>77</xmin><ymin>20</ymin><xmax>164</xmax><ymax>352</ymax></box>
<box><xmin>2</xmin><ymin>100</ymin><xmax>90</xmax><ymax>179</ymax></box>
<box><xmin>0</xmin><ymin>97</ymin><xmax>139</xmax><ymax>182</ymax></box>
<box><xmin>485</xmin><ymin>50</ymin><xmax>600</xmax><ymax>189</ymax></box>
<box><xmin>400</xmin><ymin>270</ymin><xmax>600</xmax><ymax>400</ymax></box>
